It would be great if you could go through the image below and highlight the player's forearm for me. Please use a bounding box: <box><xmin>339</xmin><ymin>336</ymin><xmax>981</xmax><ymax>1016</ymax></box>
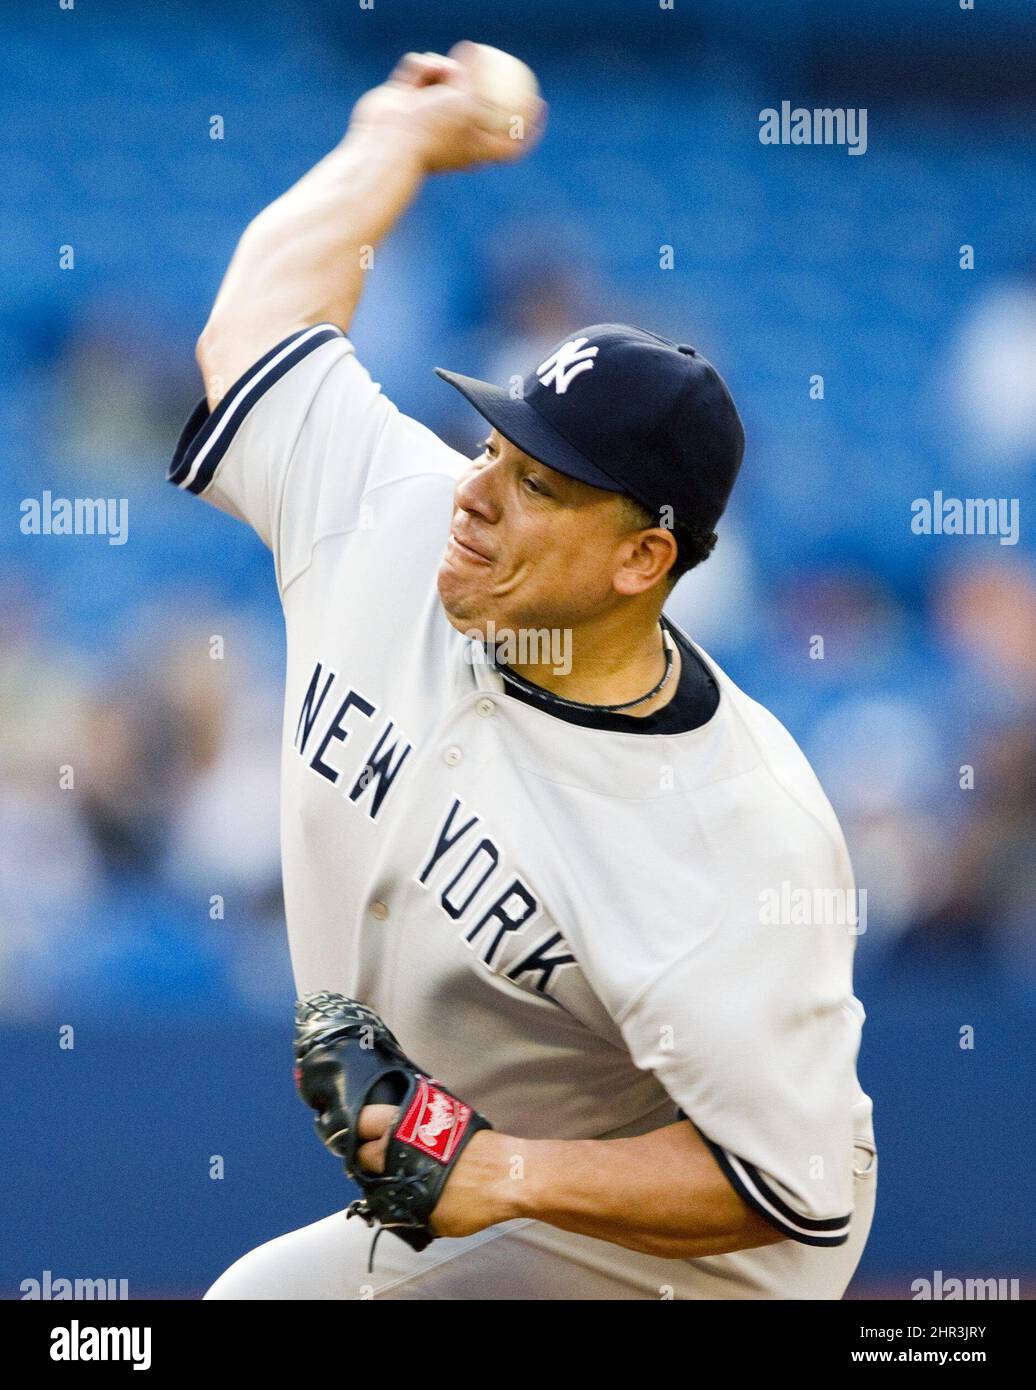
<box><xmin>196</xmin><ymin>128</ymin><xmax>426</xmax><ymax>404</ymax></box>
<box><xmin>502</xmin><ymin>1122</ymin><xmax>785</xmax><ymax>1259</ymax></box>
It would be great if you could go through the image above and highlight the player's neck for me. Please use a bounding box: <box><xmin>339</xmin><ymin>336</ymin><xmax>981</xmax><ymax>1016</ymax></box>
<box><xmin>503</xmin><ymin>607</ymin><xmax>680</xmax><ymax>717</ymax></box>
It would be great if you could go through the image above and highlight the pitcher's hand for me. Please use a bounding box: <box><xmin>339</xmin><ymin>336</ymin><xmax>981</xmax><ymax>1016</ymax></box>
<box><xmin>348</xmin><ymin>44</ymin><xmax>546</xmax><ymax>174</ymax></box>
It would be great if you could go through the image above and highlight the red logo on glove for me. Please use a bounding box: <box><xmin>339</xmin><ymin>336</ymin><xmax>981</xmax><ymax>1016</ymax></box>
<box><xmin>395</xmin><ymin>1077</ymin><xmax>472</xmax><ymax>1163</ymax></box>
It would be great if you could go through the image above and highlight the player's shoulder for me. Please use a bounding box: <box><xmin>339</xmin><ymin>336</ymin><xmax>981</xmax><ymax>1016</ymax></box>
<box><xmin>688</xmin><ymin>639</ymin><xmax>847</xmax><ymax>844</ymax></box>
<box><xmin>245</xmin><ymin>322</ymin><xmax>469</xmax><ymax>484</ymax></box>
<box><xmin>317</xmin><ymin>329</ymin><xmax>470</xmax><ymax>484</ymax></box>
<box><xmin>170</xmin><ymin>322</ymin><xmax>467</xmax><ymax>501</ymax></box>
<box><xmin>691</xmin><ymin>642</ymin><xmax>795</xmax><ymax>754</ymax></box>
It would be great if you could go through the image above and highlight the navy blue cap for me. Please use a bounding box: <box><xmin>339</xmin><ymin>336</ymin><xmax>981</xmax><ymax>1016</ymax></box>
<box><xmin>435</xmin><ymin>323</ymin><xmax>744</xmax><ymax>534</ymax></box>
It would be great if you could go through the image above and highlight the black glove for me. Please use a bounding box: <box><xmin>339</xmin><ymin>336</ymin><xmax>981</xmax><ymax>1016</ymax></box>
<box><xmin>293</xmin><ymin>992</ymin><xmax>493</xmax><ymax>1263</ymax></box>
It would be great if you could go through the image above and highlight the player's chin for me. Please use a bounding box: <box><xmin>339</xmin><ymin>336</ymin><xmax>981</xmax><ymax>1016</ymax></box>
<box><xmin>436</xmin><ymin>558</ymin><xmax>487</xmax><ymax>627</ymax></box>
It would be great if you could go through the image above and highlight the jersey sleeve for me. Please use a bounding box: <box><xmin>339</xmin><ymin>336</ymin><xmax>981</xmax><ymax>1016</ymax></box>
<box><xmin>616</xmin><ymin>916</ymin><xmax>864</xmax><ymax>1247</ymax></box>
<box><xmin>167</xmin><ymin>323</ymin><xmax>460</xmax><ymax>593</ymax></box>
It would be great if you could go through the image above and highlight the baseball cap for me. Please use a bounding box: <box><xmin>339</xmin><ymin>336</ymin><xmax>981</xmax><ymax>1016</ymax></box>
<box><xmin>435</xmin><ymin>323</ymin><xmax>745</xmax><ymax>535</ymax></box>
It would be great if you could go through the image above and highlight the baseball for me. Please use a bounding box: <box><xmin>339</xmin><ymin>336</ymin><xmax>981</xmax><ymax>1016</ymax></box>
<box><xmin>451</xmin><ymin>41</ymin><xmax>541</xmax><ymax>136</ymax></box>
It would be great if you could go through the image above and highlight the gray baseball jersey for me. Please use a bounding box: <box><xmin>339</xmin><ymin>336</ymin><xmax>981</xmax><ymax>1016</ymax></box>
<box><xmin>171</xmin><ymin>325</ymin><xmax>877</xmax><ymax>1298</ymax></box>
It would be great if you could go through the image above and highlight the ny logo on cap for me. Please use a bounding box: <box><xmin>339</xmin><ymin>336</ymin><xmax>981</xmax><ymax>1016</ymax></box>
<box><xmin>536</xmin><ymin>337</ymin><xmax>598</xmax><ymax>395</ymax></box>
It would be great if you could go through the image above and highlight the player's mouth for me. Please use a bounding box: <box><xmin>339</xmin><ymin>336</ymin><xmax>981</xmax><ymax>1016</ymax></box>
<box><xmin>448</xmin><ymin>528</ymin><xmax>493</xmax><ymax>564</ymax></box>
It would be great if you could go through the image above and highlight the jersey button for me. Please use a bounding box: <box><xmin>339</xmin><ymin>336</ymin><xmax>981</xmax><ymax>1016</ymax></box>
<box><xmin>443</xmin><ymin>745</ymin><xmax>463</xmax><ymax>767</ymax></box>
<box><xmin>475</xmin><ymin>698</ymin><xmax>496</xmax><ymax>718</ymax></box>
<box><xmin>370</xmin><ymin>900</ymin><xmax>389</xmax><ymax>921</ymax></box>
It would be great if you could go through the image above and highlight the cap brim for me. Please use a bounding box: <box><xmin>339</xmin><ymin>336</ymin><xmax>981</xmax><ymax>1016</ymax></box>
<box><xmin>434</xmin><ymin>367</ymin><xmax>626</xmax><ymax>493</ymax></box>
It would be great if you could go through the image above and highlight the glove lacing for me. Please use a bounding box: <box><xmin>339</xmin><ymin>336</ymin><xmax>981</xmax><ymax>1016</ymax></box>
<box><xmin>346</xmin><ymin>1170</ymin><xmax>431</xmax><ymax>1275</ymax></box>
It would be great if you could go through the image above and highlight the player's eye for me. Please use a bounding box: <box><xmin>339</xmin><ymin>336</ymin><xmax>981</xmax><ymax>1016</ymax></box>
<box><xmin>522</xmin><ymin>474</ymin><xmax>548</xmax><ymax>496</ymax></box>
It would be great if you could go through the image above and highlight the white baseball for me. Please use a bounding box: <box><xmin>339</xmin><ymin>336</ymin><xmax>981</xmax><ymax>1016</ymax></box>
<box><xmin>452</xmin><ymin>42</ymin><xmax>541</xmax><ymax>136</ymax></box>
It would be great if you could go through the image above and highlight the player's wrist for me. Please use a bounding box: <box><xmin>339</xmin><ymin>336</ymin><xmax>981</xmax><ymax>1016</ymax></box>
<box><xmin>339</xmin><ymin>118</ymin><xmax>432</xmax><ymax>177</ymax></box>
<box><xmin>497</xmin><ymin>1135</ymin><xmax>556</xmax><ymax>1223</ymax></box>
<box><xmin>487</xmin><ymin>1133</ymin><xmax>535</xmax><ymax>1223</ymax></box>
<box><xmin>466</xmin><ymin>1129</ymin><xmax>532</xmax><ymax>1225</ymax></box>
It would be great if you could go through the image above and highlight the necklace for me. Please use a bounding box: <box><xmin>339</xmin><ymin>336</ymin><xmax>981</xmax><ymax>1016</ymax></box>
<box><xmin>493</xmin><ymin>622</ymin><xmax>675</xmax><ymax>714</ymax></box>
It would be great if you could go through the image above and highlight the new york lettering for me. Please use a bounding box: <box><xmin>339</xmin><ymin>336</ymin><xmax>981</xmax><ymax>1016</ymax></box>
<box><xmin>419</xmin><ymin>798</ymin><xmax>576</xmax><ymax>996</ymax></box>
<box><xmin>294</xmin><ymin>661</ymin><xmax>412</xmax><ymax>818</ymax></box>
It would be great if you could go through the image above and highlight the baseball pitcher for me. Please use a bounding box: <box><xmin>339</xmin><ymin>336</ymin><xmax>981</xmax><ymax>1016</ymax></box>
<box><xmin>171</xmin><ymin>44</ymin><xmax>877</xmax><ymax>1299</ymax></box>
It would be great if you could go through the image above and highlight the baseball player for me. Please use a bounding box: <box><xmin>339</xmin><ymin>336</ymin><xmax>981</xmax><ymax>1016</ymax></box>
<box><xmin>172</xmin><ymin>46</ymin><xmax>876</xmax><ymax>1299</ymax></box>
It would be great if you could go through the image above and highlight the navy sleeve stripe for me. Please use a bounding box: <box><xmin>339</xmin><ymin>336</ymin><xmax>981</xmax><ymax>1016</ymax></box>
<box><xmin>167</xmin><ymin>323</ymin><xmax>346</xmax><ymax>495</ymax></box>
<box><xmin>697</xmin><ymin>1132</ymin><xmax>852</xmax><ymax>1247</ymax></box>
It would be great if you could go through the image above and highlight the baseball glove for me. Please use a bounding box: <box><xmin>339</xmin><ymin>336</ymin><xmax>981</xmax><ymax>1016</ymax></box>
<box><xmin>293</xmin><ymin>991</ymin><xmax>493</xmax><ymax>1266</ymax></box>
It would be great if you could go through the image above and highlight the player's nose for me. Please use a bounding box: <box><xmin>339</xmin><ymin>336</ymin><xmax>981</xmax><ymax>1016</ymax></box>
<box><xmin>454</xmin><ymin>455</ymin><xmax>502</xmax><ymax>520</ymax></box>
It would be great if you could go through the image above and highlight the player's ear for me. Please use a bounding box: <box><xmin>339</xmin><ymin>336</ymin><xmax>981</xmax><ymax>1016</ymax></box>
<box><xmin>612</xmin><ymin>527</ymin><xmax>677</xmax><ymax>597</ymax></box>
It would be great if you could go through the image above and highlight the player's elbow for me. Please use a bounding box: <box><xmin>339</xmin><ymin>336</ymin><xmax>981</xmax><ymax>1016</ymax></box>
<box><xmin>195</xmin><ymin>319</ymin><xmax>230</xmax><ymax>411</ymax></box>
<box><xmin>673</xmin><ymin>1183</ymin><xmax>790</xmax><ymax>1257</ymax></box>
<box><xmin>195</xmin><ymin>317</ymin><xmax>218</xmax><ymax>375</ymax></box>
<box><xmin>727</xmin><ymin>1202</ymin><xmax>792</xmax><ymax>1253</ymax></box>
<box><xmin>623</xmin><ymin>1206</ymin><xmax>788</xmax><ymax>1260</ymax></box>
<box><xmin>688</xmin><ymin>1195</ymin><xmax>788</xmax><ymax>1257</ymax></box>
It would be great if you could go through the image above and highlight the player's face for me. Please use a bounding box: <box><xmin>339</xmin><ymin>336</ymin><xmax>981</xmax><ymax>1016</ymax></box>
<box><xmin>437</xmin><ymin>429</ymin><xmax>644</xmax><ymax>635</ymax></box>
